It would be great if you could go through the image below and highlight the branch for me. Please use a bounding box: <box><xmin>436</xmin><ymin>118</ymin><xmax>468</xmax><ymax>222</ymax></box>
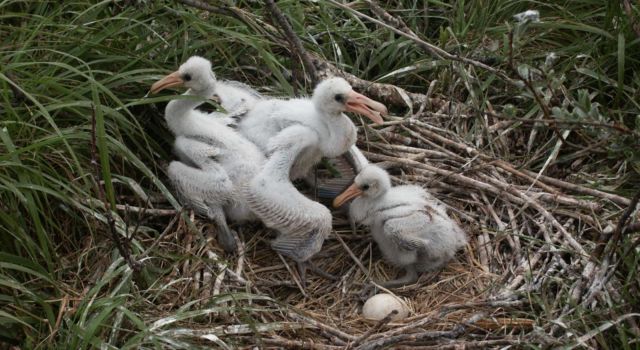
<box><xmin>594</xmin><ymin>189</ymin><xmax>640</xmax><ymax>259</ymax></box>
<box><xmin>310</xmin><ymin>52</ymin><xmax>443</xmax><ymax>110</ymax></box>
<box><xmin>347</xmin><ymin>310</ymin><xmax>398</xmax><ymax>349</ymax></box>
<box><xmin>327</xmin><ymin>0</ymin><xmax>516</xmax><ymax>85</ymax></box>
<box><xmin>90</xmin><ymin>105</ymin><xmax>141</xmax><ymax>272</ymax></box>
<box><xmin>264</xmin><ymin>0</ymin><xmax>317</xmax><ymax>83</ymax></box>
<box><xmin>355</xmin><ymin>313</ymin><xmax>486</xmax><ymax>350</ymax></box>
<box><xmin>175</xmin><ymin>0</ymin><xmax>232</xmax><ymax>16</ymax></box>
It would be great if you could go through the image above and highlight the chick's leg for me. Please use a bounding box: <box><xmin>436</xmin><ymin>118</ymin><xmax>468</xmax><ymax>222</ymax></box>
<box><xmin>207</xmin><ymin>205</ymin><xmax>238</xmax><ymax>254</ymax></box>
<box><xmin>380</xmin><ymin>265</ymin><xmax>419</xmax><ymax>289</ymax></box>
<box><xmin>296</xmin><ymin>260</ymin><xmax>338</xmax><ymax>290</ymax></box>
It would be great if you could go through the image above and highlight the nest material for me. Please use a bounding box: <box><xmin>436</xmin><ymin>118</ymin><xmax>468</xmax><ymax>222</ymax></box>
<box><xmin>146</xmin><ymin>105</ymin><xmax>638</xmax><ymax>349</ymax></box>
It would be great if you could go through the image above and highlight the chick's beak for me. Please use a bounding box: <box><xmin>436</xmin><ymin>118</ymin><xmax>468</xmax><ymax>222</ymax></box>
<box><xmin>333</xmin><ymin>183</ymin><xmax>364</xmax><ymax>208</ymax></box>
<box><xmin>345</xmin><ymin>91</ymin><xmax>387</xmax><ymax>125</ymax></box>
<box><xmin>150</xmin><ymin>71</ymin><xmax>184</xmax><ymax>94</ymax></box>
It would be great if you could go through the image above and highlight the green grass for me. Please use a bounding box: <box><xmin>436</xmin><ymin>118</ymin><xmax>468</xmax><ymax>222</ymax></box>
<box><xmin>1</xmin><ymin>0</ymin><xmax>638</xmax><ymax>348</ymax></box>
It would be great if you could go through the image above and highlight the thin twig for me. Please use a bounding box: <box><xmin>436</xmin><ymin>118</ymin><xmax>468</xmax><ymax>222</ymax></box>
<box><xmin>90</xmin><ymin>104</ymin><xmax>141</xmax><ymax>272</ymax></box>
<box><xmin>595</xmin><ymin>189</ymin><xmax>640</xmax><ymax>259</ymax></box>
<box><xmin>264</xmin><ymin>0</ymin><xmax>317</xmax><ymax>83</ymax></box>
<box><xmin>347</xmin><ymin>310</ymin><xmax>398</xmax><ymax>349</ymax></box>
<box><xmin>327</xmin><ymin>0</ymin><xmax>516</xmax><ymax>85</ymax></box>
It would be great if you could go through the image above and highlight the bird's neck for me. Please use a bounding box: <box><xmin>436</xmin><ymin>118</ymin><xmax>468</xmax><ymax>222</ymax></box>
<box><xmin>320</xmin><ymin>113</ymin><xmax>357</xmax><ymax>157</ymax></box>
<box><xmin>165</xmin><ymin>85</ymin><xmax>216</xmax><ymax>135</ymax></box>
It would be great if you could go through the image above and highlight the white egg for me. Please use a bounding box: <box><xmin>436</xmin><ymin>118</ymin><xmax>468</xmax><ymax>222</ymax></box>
<box><xmin>362</xmin><ymin>293</ymin><xmax>409</xmax><ymax>321</ymax></box>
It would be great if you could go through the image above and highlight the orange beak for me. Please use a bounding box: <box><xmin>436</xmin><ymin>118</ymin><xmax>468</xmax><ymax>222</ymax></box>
<box><xmin>150</xmin><ymin>71</ymin><xmax>184</xmax><ymax>94</ymax></box>
<box><xmin>345</xmin><ymin>91</ymin><xmax>387</xmax><ymax>125</ymax></box>
<box><xmin>333</xmin><ymin>183</ymin><xmax>364</xmax><ymax>208</ymax></box>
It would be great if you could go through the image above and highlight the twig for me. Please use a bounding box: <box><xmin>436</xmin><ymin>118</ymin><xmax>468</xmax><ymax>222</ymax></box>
<box><xmin>356</xmin><ymin>312</ymin><xmax>486</xmax><ymax>350</ymax></box>
<box><xmin>81</xmin><ymin>198</ymin><xmax>178</xmax><ymax>216</ymax></box>
<box><xmin>326</xmin><ymin>0</ymin><xmax>516</xmax><ymax>85</ymax></box>
<box><xmin>347</xmin><ymin>310</ymin><xmax>398</xmax><ymax>349</ymax></box>
<box><xmin>399</xmin><ymin>118</ymin><xmax>628</xmax><ymax>207</ymax></box>
<box><xmin>311</xmin><ymin>51</ymin><xmax>442</xmax><ymax>110</ymax></box>
<box><xmin>595</xmin><ymin>189</ymin><xmax>640</xmax><ymax>259</ymax></box>
<box><xmin>277</xmin><ymin>254</ymin><xmax>307</xmax><ymax>297</ymax></box>
<box><xmin>334</xmin><ymin>231</ymin><xmax>370</xmax><ymax>279</ymax></box>
<box><xmin>90</xmin><ymin>104</ymin><xmax>141</xmax><ymax>272</ymax></box>
<box><xmin>263</xmin><ymin>335</ymin><xmax>342</xmax><ymax>350</ymax></box>
<box><xmin>488</xmin><ymin>114</ymin><xmax>636</xmax><ymax>135</ymax></box>
<box><xmin>288</xmin><ymin>312</ymin><xmax>358</xmax><ymax>342</ymax></box>
<box><xmin>138</xmin><ymin>210</ymin><xmax>182</xmax><ymax>260</ymax></box>
<box><xmin>175</xmin><ymin>0</ymin><xmax>232</xmax><ymax>16</ymax></box>
<box><xmin>264</xmin><ymin>0</ymin><xmax>317</xmax><ymax>83</ymax></box>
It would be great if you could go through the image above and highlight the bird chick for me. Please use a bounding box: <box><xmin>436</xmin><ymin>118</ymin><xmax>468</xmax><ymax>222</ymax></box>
<box><xmin>151</xmin><ymin>56</ymin><xmax>265</xmax><ymax>253</ymax></box>
<box><xmin>333</xmin><ymin>165</ymin><xmax>468</xmax><ymax>288</ymax></box>
<box><xmin>237</xmin><ymin>77</ymin><xmax>387</xmax><ymax>180</ymax></box>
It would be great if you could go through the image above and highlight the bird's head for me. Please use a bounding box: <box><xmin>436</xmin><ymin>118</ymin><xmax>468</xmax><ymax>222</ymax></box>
<box><xmin>150</xmin><ymin>56</ymin><xmax>215</xmax><ymax>94</ymax></box>
<box><xmin>312</xmin><ymin>77</ymin><xmax>386</xmax><ymax>125</ymax></box>
<box><xmin>333</xmin><ymin>165</ymin><xmax>391</xmax><ymax>208</ymax></box>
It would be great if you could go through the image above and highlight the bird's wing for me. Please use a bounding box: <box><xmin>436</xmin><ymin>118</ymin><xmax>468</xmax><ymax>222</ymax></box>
<box><xmin>179</xmin><ymin>114</ymin><xmax>260</xmax><ymax>160</ymax></box>
<box><xmin>173</xmin><ymin>136</ymin><xmax>223</xmax><ymax>169</ymax></box>
<box><xmin>167</xmin><ymin>160</ymin><xmax>233</xmax><ymax>218</ymax></box>
<box><xmin>270</xmin><ymin>227</ymin><xmax>327</xmax><ymax>262</ymax></box>
<box><xmin>216</xmin><ymin>80</ymin><xmax>263</xmax><ymax>115</ymax></box>
<box><xmin>382</xmin><ymin>211</ymin><xmax>432</xmax><ymax>251</ymax></box>
<box><xmin>243</xmin><ymin>125</ymin><xmax>332</xmax><ymax>261</ymax></box>
<box><xmin>314</xmin><ymin>145</ymin><xmax>368</xmax><ymax>200</ymax></box>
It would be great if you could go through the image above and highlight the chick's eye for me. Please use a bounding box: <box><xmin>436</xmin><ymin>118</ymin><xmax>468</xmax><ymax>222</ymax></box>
<box><xmin>334</xmin><ymin>94</ymin><xmax>344</xmax><ymax>103</ymax></box>
<box><xmin>183</xmin><ymin>74</ymin><xmax>192</xmax><ymax>82</ymax></box>
<box><xmin>362</xmin><ymin>184</ymin><xmax>370</xmax><ymax>191</ymax></box>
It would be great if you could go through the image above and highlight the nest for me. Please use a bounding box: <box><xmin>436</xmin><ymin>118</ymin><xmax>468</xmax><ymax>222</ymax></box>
<box><xmin>143</xmin><ymin>103</ymin><xmax>637</xmax><ymax>349</ymax></box>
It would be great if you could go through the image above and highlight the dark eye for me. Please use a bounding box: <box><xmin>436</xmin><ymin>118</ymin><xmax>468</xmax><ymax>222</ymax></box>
<box><xmin>334</xmin><ymin>94</ymin><xmax>344</xmax><ymax>103</ymax></box>
<box><xmin>183</xmin><ymin>73</ymin><xmax>192</xmax><ymax>82</ymax></box>
<box><xmin>362</xmin><ymin>184</ymin><xmax>370</xmax><ymax>191</ymax></box>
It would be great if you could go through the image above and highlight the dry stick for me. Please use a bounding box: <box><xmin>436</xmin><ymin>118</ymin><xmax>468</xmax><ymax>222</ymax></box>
<box><xmin>626</xmin><ymin>221</ymin><xmax>640</xmax><ymax>233</ymax></box>
<box><xmin>365</xmin><ymin>299</ymin><xmax>519</xmax><ymax>343</ymax></box>
<box><xmin>478</xmin><ymin>171</ymin><xmax>586</xmax><ymax>256</ymax></box>
<box><xmin>263</xmin><ymin>336</ymin><xmax>342</xmax><ymax>350</ymax></box>
<box><xmin>580</xmin><ymin>191</ymin><xmax>640</xmax><ymax>304</ymax></box>
<box><xmin>311</xmin><ymin>52</ymin><xmax>441</xmax><ymax>111</ymax></box>
<box><xmin>233</xmin><ymin>229</ymin><xmax>245</xmax><ymax>279</ymax></box>
<box><xmin>113</xmin><ymin>204</ymin><xmax>176</xmax><ymax>216</ymax></box>
<box><xmin>334</xmin><ymin>231</ymin><xmax>370</xmax><ymax>279</ymax></box>
<box><xmin>347</xmin><ymin>310</ymin><xmax>399</xmax><ymax>349</ymax></box>
<box><xmin>277</xmin><ymin>254</ymin><xmax>307</xmax><ymax>298</ymax></box>
<box><xmin>519</xmin><ymin>169</ymin><xmax>630</xmax><ymax>207</ymax></box>
<box><xmin>326</xmin><ymin>0</ymin><xmax>515</xmax><ymax>85</ymax></box>
<box><xmin>398</xmin><ymin>127</ymin><xmax>466</xmax><ymax>165</ymax></box>
<box><xmin>408</xmin><ymin>121</ymin><xmax>601</xmax><ymax>210</ymax></box>
<box><xmin>288</xmin><ymin>312</ymin><xmax>358</xmax><ymax>342</ymax></box>
<box><xmin>369</xmin><ymin>142</ymin><xmax>451</xmax><ymax>158</ymax></box>
<box><xmin>506</xmin><ymin>205</ymin><xmax>522</xmax><ymax>260</ymax></box>
<box><xmin>264</xmin><ymin>0</ymin><xmax>317</xmax><ymax>83</ymax></box>
<box><xmin>356</xmin><ymin>312</ymin><xmax>486</xmax><ymax>350</ymax></box>
<box><xmin>365</xmin><ymin>1</ymin><xmax>417</xmax><ymax>37</ymax></box>
<box><xmin>599</xmin><ymin>189</ymin><xmax>640</xmax><ymax>259</ymax></box>
<box><xmin>80</xmin><ymin>198</ymin><xmax>179</xmax><ymax>216</ymax></box>
<box><xmin>623</xmin><ymin>0</ymin><xmax>640</xmax><ymax>38</ymax></box>
<box><xmin>90</xmin><ymin>105</ymin><xmax>141</xmax><ymax>272</ymax></box>
<box><xmin>488</xmin><ymin>114</ymin><xmax>636</xmax><ymax>135</ymax></box>
<box><xmin>138</xmin><ymin>210</ymin><xmax>182</xmax><ymax>260</ymax></box>
<box><xmin>176</xmin><ymin>0</ymin><xmax>230</xmax><ymax>15</ymax></box>
<box><xmin>403</xmin><ymin>118</ymin><xmax>627</xmax><ymax>206</ymax></box>
<box><xmin>392</xmin><ymin>338</ymin><xmax>526</xmax><ymax>350</ymax></box>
